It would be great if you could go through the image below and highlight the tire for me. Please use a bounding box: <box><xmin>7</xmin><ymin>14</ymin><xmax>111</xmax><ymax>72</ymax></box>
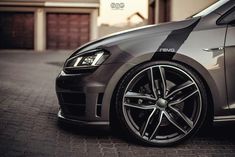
<box><xmin>115</xmin><ymin>61</ymin><xmax>208</xmax><ymax>146</ymax></box>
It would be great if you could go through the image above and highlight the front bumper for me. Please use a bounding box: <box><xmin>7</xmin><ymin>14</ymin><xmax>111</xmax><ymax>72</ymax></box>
<box><xmin>58</xmin><ymin>109</ymin><xmax>109</xmax><ymax>126</ymax></box>
<box><xmin>56</xmin><ymin>63</ymin><xmax>122</xmax><ymax>125</ymax></box>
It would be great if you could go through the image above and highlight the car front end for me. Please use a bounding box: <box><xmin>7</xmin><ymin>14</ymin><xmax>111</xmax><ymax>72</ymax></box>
<box><xmin>56</xmin><ymin>48</ymin><xmax>123</xmax><ymax>126</ymax></box>
<box><xmin>55</xmin><ymin>17</ymin><xmax>202</xmax><ymax>126</ymax></box>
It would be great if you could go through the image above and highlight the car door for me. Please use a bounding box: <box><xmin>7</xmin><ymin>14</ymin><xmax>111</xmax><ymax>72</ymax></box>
<box><xmin>222</xmin><ymin>8</ymin><xmax>235</xmax><ymax>113</ymax></box>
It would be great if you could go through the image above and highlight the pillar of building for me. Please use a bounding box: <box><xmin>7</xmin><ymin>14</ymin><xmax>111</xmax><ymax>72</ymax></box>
<box><xmin>35</xmin><ymin>8</ymin><xmax>46</xmax><ymax>51</ymax></box>
<box><xmin>90</xmin><ymin>9</ymin><xmax>98</xmax><ymax>40</ymax></box>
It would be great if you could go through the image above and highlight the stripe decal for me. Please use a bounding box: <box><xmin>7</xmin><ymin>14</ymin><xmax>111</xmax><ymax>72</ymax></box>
<box><xmin>152</xmin><ymin>19</ymin><xmax>200</xmax><ymax>59</ymax></box>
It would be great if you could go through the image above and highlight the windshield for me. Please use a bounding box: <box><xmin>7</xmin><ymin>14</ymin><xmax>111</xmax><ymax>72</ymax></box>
<box><xmin>192</xmin><ymin>0</ymin><xmax>229</xmax><ymax>18</ymax></box>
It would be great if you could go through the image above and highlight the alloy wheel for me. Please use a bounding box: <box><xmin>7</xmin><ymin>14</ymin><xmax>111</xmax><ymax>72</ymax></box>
<box><xmin>121</xmin><ymin>64</ymin><xmax>202</xmax><ymax>144</ymax></box>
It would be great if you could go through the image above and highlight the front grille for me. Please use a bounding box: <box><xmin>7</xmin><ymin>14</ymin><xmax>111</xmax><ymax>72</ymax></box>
<box><xmin>61</xmin><ymin>105</ymin><xmax>86</xmax><ymax>118</ymax></box>
<box><xmin>58</xmin><ymin>92</ymin><xmax>86</xmax><ymax>118</ymax></box>
<box><xmin>59</xmin><ymin>92</ymin><xmax>86</xmax><ymax>105</ymax></box>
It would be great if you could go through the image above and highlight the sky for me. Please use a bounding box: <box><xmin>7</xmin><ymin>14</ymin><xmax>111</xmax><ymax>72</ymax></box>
<box><xmin>98</xmin><ymin>0</ymin><xmax>148</xmax><ymax>25</ymax></box>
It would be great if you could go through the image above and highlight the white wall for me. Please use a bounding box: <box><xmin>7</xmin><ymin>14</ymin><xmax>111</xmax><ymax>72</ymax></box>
<box><xmin>170</xmin><ymin>0</ymin><xmax>217</xmax><ymax>21</ymax></box>
<box><xmin>98</xmin><ymin>21</ymin><xmax>147</xmax><ymax>38</ymax></box>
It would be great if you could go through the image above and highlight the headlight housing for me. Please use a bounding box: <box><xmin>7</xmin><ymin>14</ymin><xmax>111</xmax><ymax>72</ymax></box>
<box><xmin>64</xmin><ymin>49</ymin><xmax>109</xmax><ymax>73</ymax></box>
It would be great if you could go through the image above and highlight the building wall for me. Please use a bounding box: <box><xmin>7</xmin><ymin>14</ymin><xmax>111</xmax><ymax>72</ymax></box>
<box><xmin>98</xmin><ymin>21</ymin><xmax>147</xmax><ymax>38</ymax></box>
<box><xmin>0</xmin><ymin>1</ymin><xmax>99</xmax><ymax>51</ymax></box>
<box><xmin>149</xmin><ymin>0</ymin><xmax>218</xmax><ymax>24</ymax></box>
<box><xmin>170</xmin><ymin>0</ymin><xmax>217</xmax><ymax>21</ymax></box>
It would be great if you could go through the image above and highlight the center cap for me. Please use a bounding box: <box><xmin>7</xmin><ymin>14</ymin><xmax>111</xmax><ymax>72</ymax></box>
<box><xmin>156</xmin><ymin>98</ymin><xmax>168</xmax><ymax>108</ymax></box>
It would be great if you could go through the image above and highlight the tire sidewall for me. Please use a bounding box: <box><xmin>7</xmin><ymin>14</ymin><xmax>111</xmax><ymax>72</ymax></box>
<box><xmin>115</xmin><ymin>61</ymin><xmax>208</xmax><ymax>146</ymax></box>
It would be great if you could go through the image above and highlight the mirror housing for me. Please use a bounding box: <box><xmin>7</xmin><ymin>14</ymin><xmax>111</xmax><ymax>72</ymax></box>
<box><xmin>228</xmin><ymin>19</ymin><xmax>235</xmax><ymax>25</ymax></box>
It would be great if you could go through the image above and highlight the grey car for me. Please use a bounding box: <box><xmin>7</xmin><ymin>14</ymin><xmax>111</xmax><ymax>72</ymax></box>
<box><xmin>56</xmin><ymin>0</ymin><xmax>235</xmax><ymax>146</ymax></box>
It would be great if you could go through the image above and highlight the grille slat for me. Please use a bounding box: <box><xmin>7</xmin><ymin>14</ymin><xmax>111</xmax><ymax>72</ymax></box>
<box><xmin>60</xmin><ymin>92</ymin><xmax>86</xmax><ymax>104</ymax></box>
<box><xmin>59</xmin><ymin>92</ymin><xmax>86</xmax><ymax>118</ymax></box>
<box><xmin>61</xmin><ymin>105</ymin><xmax>86</xmax><ymax>118</ymax></box>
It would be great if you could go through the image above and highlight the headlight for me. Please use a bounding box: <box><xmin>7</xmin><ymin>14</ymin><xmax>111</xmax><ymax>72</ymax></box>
<box><xmin>64</xmin><ymin>49</ymin><xmax>109</xmax><ymax>73</ymax></box>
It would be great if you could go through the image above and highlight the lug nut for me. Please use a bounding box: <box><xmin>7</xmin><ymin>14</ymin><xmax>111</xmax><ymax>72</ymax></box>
<box><xmin>138</xmin><ymin>99</ymin><xmax>143</xmax><ymax>104</ymax></box>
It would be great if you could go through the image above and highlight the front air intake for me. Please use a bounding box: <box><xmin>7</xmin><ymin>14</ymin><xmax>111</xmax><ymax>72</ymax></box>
<box><xmin>96</xmin><ymin>93</ymin><xmax>104</xmax><ymax>117</ymax></box>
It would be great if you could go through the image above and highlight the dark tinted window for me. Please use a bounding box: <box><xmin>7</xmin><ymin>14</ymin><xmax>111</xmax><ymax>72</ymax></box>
<box><xmin>220</xmin><ymin>8</ymin><xmax>235</xmax><ymax>24</ymax></box>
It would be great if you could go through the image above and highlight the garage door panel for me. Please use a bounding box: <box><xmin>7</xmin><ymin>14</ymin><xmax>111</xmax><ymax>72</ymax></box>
<box><xmin>0</xmin><ymin>12</ymin><xmax>34</xmax><ymax>49</ymax></box>
<box><xmin>46</xmin><ymin>13</ymin><xmax>90</xmax><ymax>50</ymax></box>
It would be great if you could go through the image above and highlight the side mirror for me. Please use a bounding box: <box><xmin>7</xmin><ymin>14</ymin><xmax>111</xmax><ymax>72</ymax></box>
<box><xmin>217</xmin><ymin>7</ymin><xmax>235</xmax><ymax>26</ymax></box>
<box><xmin>228</xmin><ymin>19</ymin><xmax>235</xmax><ymax>25</ymax></box>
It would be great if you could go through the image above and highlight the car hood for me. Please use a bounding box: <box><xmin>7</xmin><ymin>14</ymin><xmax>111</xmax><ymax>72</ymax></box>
<box><xmin>70</xmin><ymin>17</ymin><xmax>201</xmax><ymax>57</ymax></box>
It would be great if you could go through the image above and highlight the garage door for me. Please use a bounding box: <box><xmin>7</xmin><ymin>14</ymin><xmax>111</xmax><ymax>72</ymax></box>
<box><xmin>0</xmin><ymin>12</ymin><xmax>34</xmax><ymax>49</ymax></box>
<box><xmin>46</xmin><ymin>13</ymin><xmax>90</xmax><ymax>50</ymax></box>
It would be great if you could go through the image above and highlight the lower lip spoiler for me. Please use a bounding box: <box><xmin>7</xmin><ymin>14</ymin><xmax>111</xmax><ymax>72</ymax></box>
<box><xmin>57</xmin><ymin>109</ymin><xmax>110</xmax><ymax>126</ymax></box>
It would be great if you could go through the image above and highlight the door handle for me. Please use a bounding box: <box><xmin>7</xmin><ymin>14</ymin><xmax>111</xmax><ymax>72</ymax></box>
<box><xmin>203</xmin><ymin>47</ymin><xmax>224</xmax><ymax>52</ymax></box>
<box><xmin>224</xmin><ymin>45</ymin><xmax>235</xmax><ymax>48</ymax></box>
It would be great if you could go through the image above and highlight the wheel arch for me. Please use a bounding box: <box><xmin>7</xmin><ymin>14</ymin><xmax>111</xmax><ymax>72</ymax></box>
<box><xmin>172</xmin><ymin>54</ymin><xmax>215</xmax><ymax>125</ymax></box>
<box><xmin>154</xmin><ymin>52</ymin><xmax>215</xmax><ymax>124</ymax></box>
<box><xmin>108</xmin><ymin>52</ymin><xmax>217</xmax><ymax>126</ymax></box>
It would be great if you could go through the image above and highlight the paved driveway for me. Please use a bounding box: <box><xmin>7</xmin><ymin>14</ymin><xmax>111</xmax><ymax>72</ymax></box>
<box><xmin>0</xmin><ymin>51</ymin><xmax>235</xmax><ymax>157</ymax></box>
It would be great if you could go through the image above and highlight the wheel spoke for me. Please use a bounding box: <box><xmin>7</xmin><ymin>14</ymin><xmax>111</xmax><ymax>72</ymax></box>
<box><xmin>166</xmin><ymin>81</ymin><xmax>195</xmax><ymax>99</ymax></box>
<box><xmin>159</xmin><ymin>66</ymin><xmax>167</xmax><ymax>98</ymax></box>
<box><xmin>122</xmin><ymin>64</ymin><xmax>202</xmax><ymax>144</ymax></box>
<box><xmin>123</xmin><ymin>102</ymin><xmax>155</xmax><ymax>110</ymax></box>
<box><xmin>169</xmin><ymin>106</ymin><xmax>193</xmax><ymax>128</ymax></box>
<box><xmin>124</xmin><ymin>91</ymin><xmax>157</xmax><ymax>101</ymax></box>
<box><xmin>149</xmin><ymin>111</ymin><xmax>163</xmax><ymax>140</ymax></box>
<box><xmin>147</xmin><ymin>68</ymin><xmax>158</xmax><ymax>99</ymax></box>
<box><xmin>163</xmin><ymin>111</ymin><xmax>187</xmax><ymax>134</ymax></box>
<box><xmin>140</xmin><ymin>108</ymin><xmax>156</xmax><ymax>136</ymax></box>
<box><xmin>168</xmin><ymin>90</ymin><xmax>199</xmax><ymax>106</ymax></box>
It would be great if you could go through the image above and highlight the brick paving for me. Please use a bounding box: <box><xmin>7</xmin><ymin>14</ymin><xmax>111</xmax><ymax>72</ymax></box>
<box><xmin>0</xmin><ymin>51</ymin><xmax>235</xmax><ymax>157</ymax></box>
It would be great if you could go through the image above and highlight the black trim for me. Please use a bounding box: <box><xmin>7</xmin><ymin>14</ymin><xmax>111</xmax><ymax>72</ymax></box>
<box><xmin>217</xmin><ymin>6</ymin><xmax>235</xmax><ymax>25</ymax></box>
<box><xmin>152</xmin><ymin>19</ymin><xmax>200</xmax><ymax>59</ymax></box>
<box><xmin>58</xmin><ymin>110</ymin><xmax>110</xmax><ymax>127</ymax></box>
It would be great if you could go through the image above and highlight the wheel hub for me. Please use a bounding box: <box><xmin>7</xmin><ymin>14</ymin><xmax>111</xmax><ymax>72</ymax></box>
<box><xmin>156</xmin><ymin>98</ymin><xmax>168</xmax><ymax>109</ymax></box>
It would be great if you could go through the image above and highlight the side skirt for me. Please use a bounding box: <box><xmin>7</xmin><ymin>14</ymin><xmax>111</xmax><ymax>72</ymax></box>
<box><xmin>214</xmin><ymin>115</ymin><xmax>235</xmax><ymax>122</ymax></box>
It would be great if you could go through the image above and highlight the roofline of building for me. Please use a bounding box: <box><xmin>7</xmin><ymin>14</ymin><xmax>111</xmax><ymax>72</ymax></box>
<box><xmin>0</xmin><ymin>1</ymin><xmax>99</xmax><ymax>8</ymax></box>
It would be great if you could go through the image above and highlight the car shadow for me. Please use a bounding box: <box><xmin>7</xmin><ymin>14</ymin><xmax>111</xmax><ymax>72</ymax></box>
<box><xmin>57</xmin><ymin>120</ymin><xmax>112</xmax><ymax>137</ymax></box>
<box><xmin>57</xmin><ymin>119</ymin><xmax>235</xmax><ymax>146</ymax></box>
<box><xmin>46</xmin><ymin>61</ymin><xmax>64</xmax><ymax>67</ymax></box>
<box><xmin>197</xmin><ymin>123</ymin><xmax>235</xmax><ymax>139</ymax></box>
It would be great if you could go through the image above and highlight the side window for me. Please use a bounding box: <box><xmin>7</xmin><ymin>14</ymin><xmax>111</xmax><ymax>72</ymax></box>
<box><xmin>219</xmin><ymin>8</ymin><xmax>235</xmax><ymax>25</ymax></box>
